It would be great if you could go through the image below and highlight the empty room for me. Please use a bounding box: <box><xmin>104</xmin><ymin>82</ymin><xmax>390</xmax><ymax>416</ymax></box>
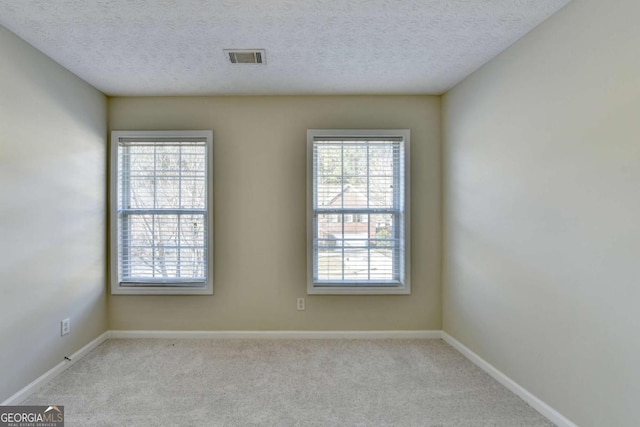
<box><xmin>0</xmin><ymin>0</ymin><xmax>637</xmax><ymax>425</ymax></box>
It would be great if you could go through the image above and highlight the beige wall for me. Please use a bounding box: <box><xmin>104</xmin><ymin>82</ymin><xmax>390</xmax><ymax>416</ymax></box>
<box><xmin>442</xmin><ymin>0</ymin><xmax>640</xmax><ymax>425</ymax></box>
<box><xmin>109</xmin><ymin>95</ymin><xmax>441</xmax><ymax>331</ymax></box>
<box><xmin>0</xmin><ymin>26</ymin><xmax>107</xmax><ymax>402</ymax></box>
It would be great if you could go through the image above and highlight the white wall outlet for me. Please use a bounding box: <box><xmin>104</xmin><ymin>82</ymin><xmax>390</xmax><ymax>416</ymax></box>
<box><xmin>61</xmin><ymin>318</ymin><xmax>70</xmax><ymax>336</ymax></box>
<box><xmin>297</xmin><ymin>298</ymin><xmax>305</xmax><ymax>311</ymax></box>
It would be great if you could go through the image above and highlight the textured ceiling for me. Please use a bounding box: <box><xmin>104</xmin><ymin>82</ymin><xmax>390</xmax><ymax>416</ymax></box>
<box><xmin>0</xmin><ymin>0</ymin><xmax>569</xmax><ymax>96</ymax></box>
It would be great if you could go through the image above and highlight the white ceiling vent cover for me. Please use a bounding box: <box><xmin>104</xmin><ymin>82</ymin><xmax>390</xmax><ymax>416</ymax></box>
<box><xmin>224</xmin><ymin>49</ymin><xmax>266</xmax><ymax>64</ymax></box>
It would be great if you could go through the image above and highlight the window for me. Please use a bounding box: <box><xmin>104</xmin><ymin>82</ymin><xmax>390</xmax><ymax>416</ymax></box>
<box><xmin>307</xmin><ymin>129</ymin><xmax>410</xmax><ymax>294</ymax></box>
<box><xmin>110</xmin><ymin>131</ymin><xmax>213</xmax><ymax>295</ymax></box>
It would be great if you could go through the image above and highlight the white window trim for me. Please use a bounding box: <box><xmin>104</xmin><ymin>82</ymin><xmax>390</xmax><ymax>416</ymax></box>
<box><xmin>110</xmin><ymin>130</ymin><xmax>214</xmax><ymax>295</ymax></box>
<box><xmin>307</xmin><ymin>129</ymin><xmax>411</xmax><ymax>295</ymax></box>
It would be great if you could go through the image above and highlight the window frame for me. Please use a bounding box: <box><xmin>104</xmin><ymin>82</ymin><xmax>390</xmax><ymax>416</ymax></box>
<box><xmin>110</xmin><ymin>130</ymin><xmax>214</xmax><ymax>295</ymax></box>
<box><xmin>307</xmin><ymin>129</ymin><xmax>411</xmax><ymax>295</ymax></box>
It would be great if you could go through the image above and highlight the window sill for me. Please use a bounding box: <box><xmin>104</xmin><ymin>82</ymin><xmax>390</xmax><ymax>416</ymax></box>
<box><xmin>307</xmin><ymin>283</ymin><xmax>410</xmax><ymax>295</ymax></box>
<box><xmin>111</xmin><ymin>282</ymin><xmax>213</xmax><ymax>295</ymax></box>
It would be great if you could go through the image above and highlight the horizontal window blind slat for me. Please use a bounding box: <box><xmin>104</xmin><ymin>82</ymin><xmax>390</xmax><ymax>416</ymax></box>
<box><xmin>119</xmin><ymin>209</ymin><xmax>206</xmax><ymax>215</ymax></box>
<box><xmin>313</xmin><ymin>208</ymin><xmax>401</xmax><ymax>214</ymax></box>
<box><xmin>119</xmin><ymin>138</ymin><xmax>207</xmax><ymax>144</ymax></box>
<box><xmin>313</xmin><ymin>137</ymin><xmax>403</xmax><ymax>143</ymax></box>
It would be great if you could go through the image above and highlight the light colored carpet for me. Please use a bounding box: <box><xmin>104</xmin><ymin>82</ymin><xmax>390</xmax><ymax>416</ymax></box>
<box><xmin>23</xmin><ymin>339</ymin><xmax>553</xmax><ymax>426</ymax></box>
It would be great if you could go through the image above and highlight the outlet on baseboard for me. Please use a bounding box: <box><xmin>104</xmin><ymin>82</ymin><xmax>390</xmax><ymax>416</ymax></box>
<box><xmin>61</xmin><ymin>318</ymin><xmax>70</xmax><ymax>336</ymax></box>
<box><xmin>297</xmin><ymin>298</ymin><xmax>305</xmax><ymax>311</ymax></box>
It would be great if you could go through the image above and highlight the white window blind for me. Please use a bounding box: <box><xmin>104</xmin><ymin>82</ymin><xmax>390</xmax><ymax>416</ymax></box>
<box><xmin>111</xmin><ymin>131</ymin><xmax>213</xmax><ymax>295</ymax></box>
<box><xmin>307</xmin><ymin>130</ymin><xmax>410</xmax><ymax>295</ymax></box>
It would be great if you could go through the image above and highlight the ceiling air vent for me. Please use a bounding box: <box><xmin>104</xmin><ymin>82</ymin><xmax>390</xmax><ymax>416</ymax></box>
<box><xmin>224</xmin><ymin>49</ymin><xmax>265</xmax><ymax>64</ymax></box>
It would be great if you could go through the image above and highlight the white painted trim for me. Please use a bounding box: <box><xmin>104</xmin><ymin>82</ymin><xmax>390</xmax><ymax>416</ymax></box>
<box><xmin>306</xmin><ymin>129</ymin><xmax>411</xmax><ymax>295</ymax></box>
<box><xmin>441</xmin><ymin>332</ymin><xmax>578</xmax><ymax>427</ymax></box>
<box><xmin>109</xmin><ymin>330</ymin><xmax>442</xmax><ymax>339</ymax></box>
<box><xmin>109</xmin><ymin>130</ymin><xmax>214</xmax><ymax>296</ymax></box>
<box><xmin>1</xmin><ymin>332</ymin><xmax>109</xmax><ymax>406</ymax></box>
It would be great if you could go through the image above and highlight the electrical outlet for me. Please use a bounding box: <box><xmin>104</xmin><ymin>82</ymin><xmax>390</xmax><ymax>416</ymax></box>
<box><xmin>61</xmin><ymin>318</ymin><xmax>70</xmax><ymax>336</ymax></box>
<box><xmin>297</xmin><ymin>298</ymin><xmax>305</xmax><ymax>311</ymax></box>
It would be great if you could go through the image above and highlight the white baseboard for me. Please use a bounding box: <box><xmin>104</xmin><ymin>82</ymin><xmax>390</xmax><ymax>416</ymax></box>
<box><xmin>441</xmin><ymin>332</ymin><xmax>577</xmax><ymax>427</ymax></box>
<box><xmin>108</xmin><ymin>330</ymin><xmax>442</xmax><ymax>339</ymax></box>
<box><xmin>1</xmin><ymin>331</ymin><xmax>109</xmax><ymax>406</ymax></box>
